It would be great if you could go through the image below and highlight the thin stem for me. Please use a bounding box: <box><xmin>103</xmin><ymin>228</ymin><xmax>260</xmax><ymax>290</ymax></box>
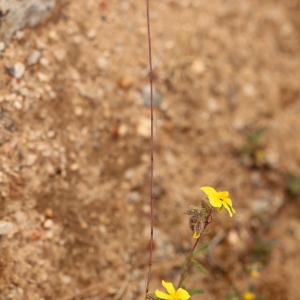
<box><xmin>145</xmin><ymin>0</ymin><xmax>155</xmax><ymax>298</ymax></box>
<box><xmin>177</xmin><ymin>209</ymin><xmax>212</xmax><ymax>288</ymax></box>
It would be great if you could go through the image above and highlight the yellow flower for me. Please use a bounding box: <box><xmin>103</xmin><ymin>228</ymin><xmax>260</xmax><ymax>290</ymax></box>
<box><xmin>200</xmin><ymin>186</ymin><xmax>236</xmax><ymax>217</ymax></box>
<box><xmin>155</xmin><ymin>280</ymin><xmax>190</xmax><ymax>300</ymax></box>
<box><xmin>243</xmin><ymin>292</ymin><xmax>256</xmax><ymax>300</ymax></box>
<box><xmin>250</xmin><ymin>269</ymin><xmax>260</xmax><ymax>278</ymax></box>
<box><xmin>193</xmin><ymin>231</ymin><xmax>200</xmax><ymax>239</ymax></box>
<box><xmin>250</xmin><ymin>264</ymin><xmax>260</xmax><ymax>278</ymax></box>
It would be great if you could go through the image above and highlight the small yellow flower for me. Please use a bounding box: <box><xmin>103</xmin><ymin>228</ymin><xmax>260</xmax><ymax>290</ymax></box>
<box><xmin>193</xmin><ymin>231</ymin><xmax>200</xmax><ymax>239</ymax></box>
<box><xmin>250</xmin><ymin>270</ymin><xmax>260</xmax><ymax>278</ymax></box>
<box><xmin>250</xmin><ymin>264</ymin><xmax>260</xmax><ymax>278</ymax></box>
<box><xmin>243</xmin><ymin>292</ymin><xmax>256</xmax><ymax>300</ymax></box>
<box><xmin>200</xmin><ymin>186</ymin><xmax>236</xmax><ymax>217</ymax></box>
<box><xmin>155</xmin><ymin>280</ymin><xmax>190</xmax><ymax>300</ymax></box>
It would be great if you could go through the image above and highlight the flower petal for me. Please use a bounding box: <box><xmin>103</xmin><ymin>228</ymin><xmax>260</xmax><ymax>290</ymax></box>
<box><xmin>223</xmin><ymin>197</ymin><xmax>232</xmax><ymax>206</ymax></box>
<box><xmin>224</xmin><ymin>198</ymin><xmax>235</xmax><ymax>214</ymax></box>
<box><xmin>193</xmin><ymin>231</ymin><xmax>200</xmax><ymax>239</ymax></box>
<box><xmin>223</xmin><ymin>202</ymin><xmax>233</xmax><ymax>217</ymax></box>
<box><xmin>200</xmin><ymin>186</ymin><xmax>217</xmax><ymax>195</ymax></box>
<box><xmin>176</xmin><ymin>288</ymin><xmax>191</xmax><ymax>300</ymax></box>
<box><xmin>243</xmin><ymin>292</ymin><xmax>256</xmax><ymax>300</ymax></box>
<box><xmin>218</xmin><ymin>191</ymin><xmax>229</xmax><ymax>199</ymax></box>
<box><xmin>155</xmin><ymin>290</ymin><xmax>172</xmax><ymax>300</ymax></box>
<box><xmin>208</xmin><ymin>196</ymin><xmax>223</xmax><ymax>208</ymax></box>
<box><xmin>162</xmin><ymin>280</ymin><xmax>175</xmax><ymax>295</ymax></box>
<box><xmin>200</xmin><ymin>186</ymin><xmax>222</xmax><ymax>208</ymax></box>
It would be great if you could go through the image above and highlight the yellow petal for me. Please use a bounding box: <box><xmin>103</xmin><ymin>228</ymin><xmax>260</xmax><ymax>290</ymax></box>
<box><xmin>200</xmin><ymin>186</ymin><xmax>222</xmax><ymax>208</ymax></box>
<box><xmin>193</xmin><ymin>231</ymin><xmax>200</xmax><ymax>239</ymax></box>
<box><xmin>224</xmin><ymin>198</ymin><xmax>235</xmax><ymax>215</ymax></box>
<box><xmin>208</xmin><ymin>196</ymin><xmax>223</xmax><ymax>208</ymax></box>
<box><xmin>243</xmin><ymin>292</ymin><xmax>256</xmax><ymax>300</ymax></box>
<box><xmin>176</xmin><ymin>288</ymin><xmax>191</xmax><ymax>300</ymax></box>
<box><xmin>200</xmin><ymin>186</ymin><xmax>217</xmax><ymax>195</ymax></box>
<box><xmin>162</xmin><ymin>280</ymin><xmax>175</xmax><ymax>295</ymax></box>
<box><xmin>218</xmin><ymin>191</ymin><xmax>229</xmax><ymax>198</ymax></box>
<box><xmin>223</xmin><ymin>202</ymin><xmax>233</xmax><ymax>217</ymax></box>
<box><xmin>223</xmin><ymin>197</ymin><xmax>232</xmax><ymax>206</ymax></box>
<box><xmin>155</xmin><ymin>289</ymin><xmax>172</xmax><ymax>300</ymax></box>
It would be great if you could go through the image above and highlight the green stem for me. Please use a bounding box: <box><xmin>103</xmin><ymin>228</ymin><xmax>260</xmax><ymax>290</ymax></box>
<box><xmin>177</xmin><ymin>209</ymin><xmax>212</xmax><ymax>288</ymax></box>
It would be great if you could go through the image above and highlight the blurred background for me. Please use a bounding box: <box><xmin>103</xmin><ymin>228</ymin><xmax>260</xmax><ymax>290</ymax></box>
<box><xmin>0</xmin><ymin>0</ymin><xmax>299</xmax><ymax>299</ymax></box>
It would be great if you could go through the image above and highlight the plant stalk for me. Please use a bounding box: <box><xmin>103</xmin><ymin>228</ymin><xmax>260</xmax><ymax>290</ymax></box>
<box><xmin>177</xmin><ymin>209</ymin><xmax>212</xmax><ymax>288</ymax></box>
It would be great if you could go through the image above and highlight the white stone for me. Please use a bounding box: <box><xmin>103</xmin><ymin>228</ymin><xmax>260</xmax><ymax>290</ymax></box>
<box><xmin>0</xmin><ymin>42</ymin><xmax>5</xmax><ymax>52</ymax></box>
<box><xmin>0</xmin><ymin>0</ymin><xmax>56</xmax><ymax>42</ymax></box>
<box><xmin>0</xmin><ymin>221</ymin><xmax>14</xmax><ymax>235</ymax></box>
<box><xmin>191</xmin><ymin>59</ymin><xmax>206</xmax><ymax>75</ymax></box>
<box><xmin>137</xmin><ymin>117</ymin><xmax>150</xmax><ymax>138</ymax></box>
<box><xmin>97</xmin><ymin>57</ymin><xmax>109</xmax><ymax>71</ymax></box>
<box><xmin>8</xmin><ymin>63</ymin><xmax>25</xmax><ymax>79</ymax></box>
<box><xmin>27</xmin><ymin>50</ymin><xmax>41</xmax><ymax>65</ymax></box>
<box><xmin>43</xmin><ymin>219</ymin><xmax>54</xmax><ymax>229</ymax></box>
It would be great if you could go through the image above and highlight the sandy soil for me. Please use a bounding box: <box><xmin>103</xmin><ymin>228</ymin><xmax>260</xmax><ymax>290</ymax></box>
<box><xmin>0</xmin><ymin>0</ymin><xmax>300</xmax><ymax>299</ymax></box>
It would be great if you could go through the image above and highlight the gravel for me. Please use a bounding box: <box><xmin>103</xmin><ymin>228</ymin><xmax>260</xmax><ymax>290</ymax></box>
<box><xmin>7</xmin><ymin>62</ymin><xmax>26</xmax><ymax>79</ymax></box>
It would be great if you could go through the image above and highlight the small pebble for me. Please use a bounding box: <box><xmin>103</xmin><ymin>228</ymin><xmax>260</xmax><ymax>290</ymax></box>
<box><xmin>207</xmin><ymin>98</ymin><xmax>219</xmax><ymax>113</ymax></box>
<box><xmin>15</xmin><ymin>31</ymin><xmax>25</xmax><ymax>40</ymax></box>
<box><xmin>27</xmin><ymin>50</ymin><xmax>41</xmax><ymax>65</ymax></box>
<box><xmin>54</xmin><ymin>49</ymin><xmax>66</xmax><ymax>62</ymax></box>
<box><xmin>142</xmin><ymin>205</ymin><xmax>150</xmax><ymax>213</ymax></box>
<box><xmin>80</xmin><ymin>220</ymin><xmax>88</xmax><ymax>229</ymax></box>
<box><xmin>0</xmin><ymin>42</ymin><xmax>5</xmax><ymax>52</ymax></box>
<box><xmin>0</xmin><ymin>221</ymin><xmax>14</xmax><ymax>236</ymax></box>
<box><xmin>37</xmin><ymin>72</ymin><xmax>50</xmax><ymax>83</ymax></box>
<box><xmin>61</xmin><ymin>275</ymin><xmax>72</xmax><ymax>285</ymax></box>
<box><xmin>45</xmin><ymin>230</ymin><xmax>54</xmax><ymax>239</ymax></box>
<box><xmin>87</xmin><ymin>29</ymin><xmax>97</xmax><ymax>39</ymax></box>
<box><xmin>243</xmin><ymin>83</ymin><xmax>256</xmax><ymax>97</ymax></box>
<box><xmin>14</xmin><ymin>99</ymin><xmax>23</xmax><ymax>110</ymax></box>
<box><xmin>190</xmin><ymin>59</ymin><xmax>206</xmax><ymax>75</ymax></box>
<box><xmin>48</xmin><ymin>30</ymin><xmax>59</xmax><ymax>41</ymax></box>
<box><xmin>137</xmin><ymin>117</ymin><xmax>150</xmax><ymax>138</ymax></box>
<box><xmin>43</xmin><ymin>219</ymin><xmax>54</xmax><ymax>229</ymax></box>
<box><xmin>31</xmin><ymin>230</ymin><xmax>42</xmax><ymax>241</ymax></box>
<box><xmin>8</xmin><ymin>63</ymin><xmax>26</xmax><ymax>79</ymax></box>
<box><xmin>26</xmin><ymin>153</ymin><xmax>37</xmax><ymax>166</ymax></box>
<box><xmin>45</xmin><ymin>208</ymin><xmax>54</xmax><ymax>218</ymax></box>
<box><xmin>228</xmin><ymin>230</ymin><xmax>240</xmax><ymax>246</ymax></box>
<box><xmin>97</xmin><ymin>57</ymin><xmax>109</xmax><ymax>71</ymax></box>
<box><xmin>99</xmin><ymin>225</ymin><xmax>107</xmax><ymax>234</ymax></box>
<box><xmin>142</xmin><ymin>85</ymin><xmax>162</xmax><ymax>107</ymax></box>
<box><xmin>74</xmin><ymin>106</ymin><xmax>83</xmax><ymax>116</ymax></box>
<box><xmin>118</xmin><ymin>76</ymin><xmax>134</xmax><ymax>90</ymax></box>
<box><xmin>127</xmin><ymin>191</ymin><xmax>140</xmax><ymax>203</ymax></box>
<box><xmin>118</xmin><ymin>124</ymin><xmax>128</xmax><ymax>137</ymax></box>
<box><xmin>40</xmin><ymin>57</ymin><xmax>50</xmax><ymax>67</ymax></box>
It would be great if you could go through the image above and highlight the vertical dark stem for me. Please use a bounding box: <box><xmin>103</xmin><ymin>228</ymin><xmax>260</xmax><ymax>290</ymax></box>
<box><xmin>145</xmin><ymin>0</ymin><xmax>154</xmax><ymax>298</ymax></box>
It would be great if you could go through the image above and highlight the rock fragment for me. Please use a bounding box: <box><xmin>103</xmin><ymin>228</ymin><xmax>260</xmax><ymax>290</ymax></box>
<box><xmin>0</xmin><ymin>42</ymin><xmax>5</xmax><ymax>52</ymax></box>
<box><xmin>0</xmin><ymin>221</ymin><xmax>14</xmax><ymax>236</ymax></box>
<box><xmin>137</xmin><ymin>117</ymin><xmax>150</xmax><ymax>137</ymax></box>
<box><xmin>190</xmin><ymin>59</ymin><xmax>206</xmax><ymax>75</ymax></box>
<box><xmin>118</xmin><ymin>76</ymin><xmax>134</xmax><ymax>90</ymax></box>
<box><xmin>142</xmin><ymin>85</ymin><xmax>162</xmax><ymax>107</ymax></box>
<box><xmin>0</xmin><ymin>0</ymin><xmax>57</xmax><ymax>42</ymax></box>
<box><xmin>7</xmin><ymin>63</ymin><xmax>26</xmax><ymax>79</ymax></box>
<box><xmin>127</xmin><ymin>191</ymin><xmax>140</xmax><ymax>203</ymax></box>
<box><xmin>97</xmin><ymin>57</ymin><xmax>109</xmax><ymax>71</ymax></box>
<box><xmin>27</xmin><ymin>50</ymin><xmax>41</xmax><ymax>65</ymax></box>
<box><xmin>43</xmin><ymin>219</ymin><xmax>54</xmax><ymax>229</ymax></box>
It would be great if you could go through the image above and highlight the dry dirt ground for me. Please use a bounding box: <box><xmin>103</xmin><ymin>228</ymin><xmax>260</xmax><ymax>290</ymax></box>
<box><xmin>0</xmin><ymin>0</ymin><xmax>300</xmax><ymax>299</ymax></box>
